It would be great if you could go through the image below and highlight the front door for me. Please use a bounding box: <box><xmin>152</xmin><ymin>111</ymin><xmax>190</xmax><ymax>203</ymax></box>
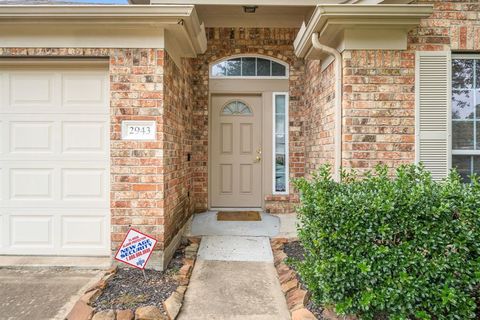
<box><xmin>211</xmin><ymin>94</ymin><xmax>262</xmax><ymax>208</ymax></box>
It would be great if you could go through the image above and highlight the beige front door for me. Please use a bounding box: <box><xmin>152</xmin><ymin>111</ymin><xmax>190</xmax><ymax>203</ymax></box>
<box><xmin>211</xmin><ymin>95</ymin><xmax>262</xmax><ymax>208</ymax></box>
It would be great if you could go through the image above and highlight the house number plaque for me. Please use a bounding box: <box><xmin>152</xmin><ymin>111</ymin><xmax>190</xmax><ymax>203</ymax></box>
<box><xmin>121</xmin><ymin>121</ymin><xmax>156</xmax><ymax>141</ymax></box>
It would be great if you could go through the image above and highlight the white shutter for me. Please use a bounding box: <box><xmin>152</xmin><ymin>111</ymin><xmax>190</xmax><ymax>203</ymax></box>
<box><xmin>415</xmin><ymin>51</ymin><xmax>451</xmax><ymax>180</ymax></box>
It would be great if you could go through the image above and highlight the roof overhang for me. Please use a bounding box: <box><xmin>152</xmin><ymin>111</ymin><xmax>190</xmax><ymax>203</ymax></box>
<box><xmin>294</xmin><ymin>4</ymin><xmax>433</xmax><ymax>60</ymax></box>
<box><xmin>0</xmin><ymin>5</ymin><xmax>207</xmax><ymax>64</ymax></box>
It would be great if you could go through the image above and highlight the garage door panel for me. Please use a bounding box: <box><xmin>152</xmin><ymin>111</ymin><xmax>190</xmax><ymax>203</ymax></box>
<box><xmin>9</xmin><ymin>72</ymin><xmax>59</xmax><ymax>109</ymax></box>
<box><xmin>9</xmin><ymin>121</ymin><xmax>54</xmax><ymax>154</ymax></box>
<box><xmin>62</xmin><ymin>72</ymin><xmax>108</xmax><ymax>110</ymax></box>
<box><xmin>61</xmin><ymin>215</ymin><xmax>108</xmax><ymax>250</ymax></box>
<box><xmin>9</xmin><ymin>215</ymin><xmax>54</xmax><ymax>248</ymax></box>
<box><xmin>62</xmin><ymin>121</ymin><xmax>108</xmax><ymax>155</ymax></box>
<box><xmin>10</xmin><ymin>168</ymin><xmax>54</xmax><ymax>200</ymax></box>
<box><xmin>1</xmin><ymin>115</ymin><xmax>108</xmax><ymax>161</ymax></box>
<box><xmin>61</xmin><ymin>168</ymin><xmax>107</xmax><ymax>201</ymax></box>
<box><xmin>0</xmin><ymin>63</ymin><xmax>109</xmax><ymax>256</ymax></box>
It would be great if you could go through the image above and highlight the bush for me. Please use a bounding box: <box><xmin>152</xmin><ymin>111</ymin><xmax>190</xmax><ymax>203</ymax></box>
<box><xmin>294</xmin><ymin>164</ymin><xmax>480</xmax><ymax>320</ymax></box>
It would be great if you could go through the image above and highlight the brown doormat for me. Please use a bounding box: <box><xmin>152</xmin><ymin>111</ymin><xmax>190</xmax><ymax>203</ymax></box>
<box><xmin>217</xmin><ymin>211</ymin><xmax>262</xmax><ymax>221</ymax></box>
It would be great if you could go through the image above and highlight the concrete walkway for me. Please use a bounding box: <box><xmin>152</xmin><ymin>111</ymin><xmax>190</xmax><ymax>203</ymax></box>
<box><xmin>0</xmin><ymin>268</ymin><xmax>102</xmax><ymax>320</ymax></box>
<box><xmin>178</xmin><ymin>235</ymin><xmax>290</xmax><ymax>320</ymax></box>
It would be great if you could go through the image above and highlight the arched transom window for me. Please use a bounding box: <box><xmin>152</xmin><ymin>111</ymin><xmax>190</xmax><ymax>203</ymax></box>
<box><xmin>222</xmin><ymin>100</ymin><xmax>252</xmax><ymax>115</ymax></box>
<box><xmin>211</xmin><ymin>56</ymin><xmax>288</xmax><ymax>78</ymax></box>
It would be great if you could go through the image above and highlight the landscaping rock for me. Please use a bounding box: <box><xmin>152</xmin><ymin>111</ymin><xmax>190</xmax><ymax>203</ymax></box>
<box><xmin>85</xmin><ymin>279</ymin><xmax>107</xmax><ymax>293</ymax></box>
<box><xmin>105</xmin><ymin>265</ymin><xmax>118</xmax><ymax>275</ymax></box>
<box><xmin>116</xmin><ymin>309</ymin><xmax>134</xmax><ymax>320</ymax></box>
<box><xmin>287</xmin><ymin>289</ymin><xmax>310</xmax><ymax>311</ymax></box>
<box><xmin>66</xmin><ymin>300</ymin><xmax>94</xmax><ymax>320</ymax></box>
<box><xmin>80</xmin><ymin>289</ymin><xmax>101</xmax><ymax>305</ymax></box>
<box><xmin>274</xmin><ymin>251</ymin><xmax>287</xmax><ymax>266</ymax></box>
<box><xmin>322</xmin><ymin>308</ymin><xmax>357</xmax><ymax>320</ymax></box>
<box><xmin>281</xmin><ymin>278</ymin><xmax>298</xmax><ymax>293</ymax></box>
<box><xmin>135</xmin><ymin>306</ymin><xmax>166</xmax><ymax>320</ymax></box>
<box><xmin>175</xmin><ymin>285</ymin><xmax>187</xmax><ymax>296</ymax></box>
<box><xmin>92</xmin><ymin>310</ymin><xmax>115</xmax><ymax>320</ymax></box>
<box><xmin>292</xmin><ymin>308</ymin><xmax>317</xmax><ymax>320</ymax></box>
<box><xmin>163</xmin><ymin>291</ymin><xmax>183</xmax><ymax>320</ymax></box>
<box><xmin>279</xmin><ymin>269</ymin><xmax>295</xmax><ymax>284</ymax></box>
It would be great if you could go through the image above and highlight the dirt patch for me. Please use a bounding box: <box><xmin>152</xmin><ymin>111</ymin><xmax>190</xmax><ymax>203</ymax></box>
<box><xmin>92</xmin><ymin>243</ymin><xmax>185</xmax><ymax>315</ymax></box>
<box><xmin>283</xmin><ymin>241</ymin><xmax>324</xmax><ymax>319</ymax></box>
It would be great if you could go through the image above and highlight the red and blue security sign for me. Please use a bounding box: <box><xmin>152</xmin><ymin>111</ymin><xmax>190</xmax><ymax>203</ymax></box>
<box><xmin>114</xmin><ymin>228</ymin><xmax>157</xmax><ymax>270</ymax></box>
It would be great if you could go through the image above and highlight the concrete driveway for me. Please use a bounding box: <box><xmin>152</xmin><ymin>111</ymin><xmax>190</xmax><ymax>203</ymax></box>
<box><xmin>0</xmin><ymin>268</ymin><xmax>102</xmax><ymax>320</ymax></box>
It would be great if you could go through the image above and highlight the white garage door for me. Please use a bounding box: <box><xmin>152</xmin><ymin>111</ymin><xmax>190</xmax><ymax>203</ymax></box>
<box><xmin>0</xmin><ymin>61</ymin><xmax>110</xmax><ymax>256</ymax></box>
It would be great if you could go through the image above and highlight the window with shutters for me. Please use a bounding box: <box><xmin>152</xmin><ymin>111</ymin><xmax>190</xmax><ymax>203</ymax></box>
<box><xmin>451</xmin><ymin>55</ymin><xmax>480</xmax><ymax>182</ymax></box>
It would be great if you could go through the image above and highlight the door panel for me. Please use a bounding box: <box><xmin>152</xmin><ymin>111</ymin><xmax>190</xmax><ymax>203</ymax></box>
<box><xmin>211</xmin><ymin>95</ymin><xmax>262</xmax><ymax>208</ymax></box>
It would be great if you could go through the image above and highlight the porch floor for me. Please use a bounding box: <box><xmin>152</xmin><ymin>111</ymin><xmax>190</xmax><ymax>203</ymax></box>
<box><xmin>186</xmin><ymin>211</ymin><xmax>281</xmax><ymax>237</ymax></box>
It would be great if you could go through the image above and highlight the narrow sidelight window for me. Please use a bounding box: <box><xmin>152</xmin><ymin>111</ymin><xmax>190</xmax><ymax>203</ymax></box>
<box><xmin>273</xmin><ymin>92</ymin><xmax>289</xmax><ymax>194</ymax></box>
<box><xmin>452</xmin><ymin>55</ymin><xmax>480</xmax><ymax>181</ymax></box>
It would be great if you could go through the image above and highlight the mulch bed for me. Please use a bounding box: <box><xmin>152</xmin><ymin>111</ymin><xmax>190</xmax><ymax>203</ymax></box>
<box><xmin>92</xmin><ymin>244</ymin><xmax>185</xmax><ymax>316</ymax></box>
<box><xmin>283</xmin><ymin>241</ymin><xmax>324</xmax><ymax>319</ymax></box>
<box><xmin>66</xmin><ymin>238</ymin><xmax>200</xmax><ymax>320</ymax></box>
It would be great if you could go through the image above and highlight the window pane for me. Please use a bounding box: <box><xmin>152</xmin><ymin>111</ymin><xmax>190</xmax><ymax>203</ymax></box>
<box><xmin>242</xmin><ymin>57</ymin><xmax>256</xmax><ymax>76</ymax></box>
<box><xmin>276</xmin><ymin>135</ymin><xmax>285</xmax><ymax>154</ymax></box>
<box><xmin>222</xmin><ymin>101</ymin><xmax>252</xmax><ymax>115</ymax></box>
<box><xmin>452</xmin><ymin>121</ymin><xmax>474</xmax><ymax>149</ymax></box>
<box><xmin>275</xmin><ymin>153</ymin><xmax>286</xmax><ymax>193</ymax></box>
<box><xmin>476</xmin><ymin>60</ymin><xmax>480</xmax><ymax>89</ymax></box>
<box><xmin>473</xmin><ymin>156</ymin><xmax>480</xmax><ymax>178</ymax></box>
<box><xmin>275</xmin><ymin>115</ymin><xmax>285</xmax><ymax>134</ymax></box>
<box><xmin>274</xmin><ymin>94</ymin><xmax>288</xmax><ymax>193</ymax></box>
<box><xmin>452</xmin><ymin>59</ymin><xmax>474</xmax><ymax>89</ymax></box>
<box><xmin>226</xmin><ymin>58</ymin><xmax>241</xmax><ymax>76</ymax></box>
<box><xmin>212</xmin><ymin>62</ymin><xmax>227</xmax><ymax>77</ymax></box>
<box><xmin>453</xmin><ymin>155</ymin><xmax>471</xmax><ymax>182</ymax></box>
<box><xmin>476</xmin><ymin>90</ymin><xmax>480</xmax><ymax>119</ymax></box>
<box><xmin>272</xmin><ymin>61</ymin><xmax>286</xmax><ymax>76</ymax></box>
<box><xmin>275</xmin><ymin>94</ymin><xmax>286</xmax><ymax>114</ymax></box>
<box><xmin>257</xmin><ymin>58</ymin><xmax>271</xmax><ymax>76</ymax></box>
<box><xmin>452</xmin><ymin>90</ymin><xmax>474</xmax><ymax>119</ymax></box>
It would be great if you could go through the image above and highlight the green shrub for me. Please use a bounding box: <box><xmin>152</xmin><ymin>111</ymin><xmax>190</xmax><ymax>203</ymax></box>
<box><xmin>294</xmin><ymin>164</ymin><xmax>480</xmax><ymax>319</ymax></box>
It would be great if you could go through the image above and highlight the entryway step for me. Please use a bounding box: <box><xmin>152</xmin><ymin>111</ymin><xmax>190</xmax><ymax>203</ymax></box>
<box><xmin>197</xmin><ymin>236</ymin><xmax>273</xmax><ymax>262</ymax></box>
<box><xmin>187</xmin><ymin>211</ymin><xmax>280</xmax><ymax>237</ymax></box>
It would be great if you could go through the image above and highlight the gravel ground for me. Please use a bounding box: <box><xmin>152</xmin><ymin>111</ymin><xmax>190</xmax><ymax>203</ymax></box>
<box><xmin>283</xmin><ymin>241</ymin><xmax>323</xmax><ymax>319</ymax></box>
<box><xmin>93</xmin><ymin>243</ymin><xmax>186</xmax><ymax>315</ymax></box>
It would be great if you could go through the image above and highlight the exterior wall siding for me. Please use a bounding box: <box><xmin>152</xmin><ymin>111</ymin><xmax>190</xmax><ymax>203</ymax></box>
<box><xmin>191</xmin><ymin>27</ymin><xmax>305</xmax><ymax>214</ymax></box>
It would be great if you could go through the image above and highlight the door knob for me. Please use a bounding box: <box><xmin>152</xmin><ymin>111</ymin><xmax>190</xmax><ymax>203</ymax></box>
<box><xmin>254</xmin><ymin>155</ymin><xmax>262</xmax><ymax>163</ymax></box>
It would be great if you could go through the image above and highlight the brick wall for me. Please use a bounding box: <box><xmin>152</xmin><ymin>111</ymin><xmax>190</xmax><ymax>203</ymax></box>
<box><xmin>191</xmin><ymin>27</ymin><xmax>305</xmax><ymax>214</ymax></box>
<box><xmin>339</xmin><ymin>0</ymin><xmax>480</xmax><ymax>174</ymax></box>
<box><xmin>304</xmin><ymin>60</ymin><xmax>336</xmax><ymax>176</ymax></box>
<box><xmin>341</xmin><ymin>50</ymin><xmax>415</xmax><ymax>174</ymax></box>
<box><xmin>162</xmin><ymin>53</ymin><xmax>195</xmax><ymax>248</ymax></box>
<box><xmin>0</xmin><ymin>48</ymin><xmax>176</xmax><ymax>263</ymax></box>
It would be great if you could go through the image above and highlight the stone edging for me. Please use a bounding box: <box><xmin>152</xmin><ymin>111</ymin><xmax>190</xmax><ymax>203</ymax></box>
<box><xmin>271</xmin><ymin>239</ymin><xmax>357</xmax><ymax>320</ymax></box>
<box><xmin>66</xmin><ymin>238</ymin><xmax>200</xmax><ymax>320</ymax></box>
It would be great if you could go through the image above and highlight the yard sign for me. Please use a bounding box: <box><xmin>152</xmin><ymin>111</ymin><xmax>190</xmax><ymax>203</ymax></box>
<box><xmin>115</xmin><ymin>228</ymin><xmax>157</xmax><ymax>270</ymax></box>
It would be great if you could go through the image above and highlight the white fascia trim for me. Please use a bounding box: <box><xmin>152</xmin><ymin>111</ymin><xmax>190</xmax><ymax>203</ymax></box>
<box><xmin>0</xmin><ymin>5</ymin><xmax>195</xmax><ymax>19</ymax></box>
<box><xmin>150</xmin><ymin>0</ymin><xmax>350</xmax><ymax>6</ymax></box>
<box><xmin>0</xmin><ymin>5</ymin><xmax>207</xmax><ymax>55</ymax></box>
<box><xmin>294</xmin><ymin>4</ymin><xmax>434</xmax><ymax>58</ymax></box>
